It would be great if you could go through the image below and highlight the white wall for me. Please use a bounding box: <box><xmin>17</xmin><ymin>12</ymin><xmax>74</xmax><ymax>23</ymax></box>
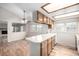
<box><xmin>0</xmin><ymin>4</ymin><xmax>31</xmax><ymax>42</ymax></box>
<box><xmin>56</xmin><ymin>32</ymin><xmax>76</xmax><ymax>48</ymax></box>
<box><xmin>53</xmin><ymin>20</ymin><xmax>79</xmax><ymax>49</ymax></box>
<box><xmin>0</xmin><ymin>19</ymin><xmax>26</xmax><ymax>42</ymax></box>
<box><xmin>77</xmin><ymin>22</ymin><xmax>79</xmax><ymax>33</ymax></box>
<box><xmin>7</xmin><ymin>19</ymin><xmax>26</xmax><ymax>42</ymax></box>
<box><xmin>0</xmin><ymin>3</ymin><xmax>24</xmax><ymax>18</ymax></box>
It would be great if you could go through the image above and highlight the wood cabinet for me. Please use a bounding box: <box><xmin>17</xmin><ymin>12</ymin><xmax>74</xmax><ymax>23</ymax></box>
<box><xmin>35</xmin><ymin>11</ymin><xmax>54</xmax><ymax>29</ymax></box>
<box><xmin>51</xmin><ymin>36</ymin><xmax>55</xmax><ymax>49</ymax></box>
<box><xmin>48</xmin><ymin>25</ymin><xmax>52</xmax><ymax>29</ymax></box>
<box><xmin>47</xmin><ymin>17</ymin><xmax>49</xmax><ymax>24</ymax></box>
<box><xmin>49</xmin><ymin>19</ymin><xmax>52</xmax><ymax>25</ymax></box>
<box><xmin>51</xmin><ymin>20</ymin><xmax>54</xmax><ymax>24</ymax></box>
<box><xmin>48</xmin><ymin>19</ymin><xmax>54</xmax><ymax>29</ymax></box>
<box><xmin>41</xmin><ymin>37</ymin><xmax>55</xmax><ymax>56</ymax></box>
<box><xmin>43</xmin><ymin>16</ymin><xmax>47</xmax><ymax>23</ymax></box>
<box><xmin>41</xmin><ymin>40</ymin><xmax>48</xmax><ymax>56</ymax></box>
<box><xmin>47</xmin><ymin>38</ymin><xmax>53</xmax><ymax>55</ymax></box>
<box><xmin>37</xmin><ymin>11</ymin><xmax>44</xmax><ymax>23</ymax></box>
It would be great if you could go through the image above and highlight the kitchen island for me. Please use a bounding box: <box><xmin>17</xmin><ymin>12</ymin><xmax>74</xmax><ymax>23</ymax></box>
<box><xmin>26</xmin><ymin>33</ymin><xmax>56</xmax><ymax>56</ymax></box>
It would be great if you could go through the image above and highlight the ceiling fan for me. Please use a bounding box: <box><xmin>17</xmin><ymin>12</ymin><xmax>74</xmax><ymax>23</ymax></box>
<box><xmin>21</xmin><ymin>10</ymin><xmax>28</xmax><ymax>24</ymax></box>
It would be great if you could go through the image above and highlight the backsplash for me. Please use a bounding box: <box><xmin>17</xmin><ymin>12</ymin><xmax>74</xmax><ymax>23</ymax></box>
<box><xmin>25</xmin><ymin>21</ymin><xmax>48</xmax><ymax>37</ymax></box>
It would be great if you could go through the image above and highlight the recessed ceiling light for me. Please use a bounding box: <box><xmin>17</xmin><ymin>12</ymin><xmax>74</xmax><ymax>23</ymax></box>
<box><xmin>42</xmin><ymin>0</ymin><xmax>79</xmax><ymax>13</ymax></box>
<box><xmin>54</xmin><ymin>11</ymin><xmax>79</xmax><ymax>18</ymax></box>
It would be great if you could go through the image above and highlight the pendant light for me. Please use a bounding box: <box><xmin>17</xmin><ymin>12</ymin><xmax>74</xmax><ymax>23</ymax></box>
<box><xmin>21</xmin><ymin>10</ymin><xmax>27</xmax><ymax>24</ymax></box>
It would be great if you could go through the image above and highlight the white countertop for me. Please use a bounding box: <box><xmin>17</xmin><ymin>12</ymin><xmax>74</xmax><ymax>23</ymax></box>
<box><xmin>26</xmin><ymin>33</ymin><xmax>56</xmax><ymax>43</ymax></box>
<box><xmin>0</xmin><ymin>34</ymin><xmax>7</xmax><ymax>37</ymax></box>
<box><xmin>76</xmin><ymin>34</ymin><xmax>79</xmax><ymax>40</ymax></box>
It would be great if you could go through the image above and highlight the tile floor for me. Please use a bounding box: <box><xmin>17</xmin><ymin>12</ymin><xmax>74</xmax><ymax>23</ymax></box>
<box><xmin>0</xmin><ymin>40</ymin><xmax>78</xmax><ymax>56</ymax></box>
<box><xmin>0</xmin><ymin>39</ymin><xmax>30</xmax><ymax>56</ymax></box>
<box><xmin>50</xmin><ymin>44</ymin><xmax>78</xmax><ymax>56</ymax></box>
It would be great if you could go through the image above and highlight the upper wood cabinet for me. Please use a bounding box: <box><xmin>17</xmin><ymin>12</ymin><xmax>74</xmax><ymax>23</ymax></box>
<box><xmin>37</xmin><ymin>11</ymin><xmax>44</xmax><ymax>23</ymax></box>
<box><xmin>47</xmin><ymin>17</ymin><xmax>50</xmax><ymax>24</ymax></box>
<box><xmin>50</xmin><ymin>19</ymin><xmax>54</xmax><ymax>25</ymax></box>
<box><xmin>49</xmin><ymin>19</ymin><xmax>51</xmax><ymax>25</ymax></box>
<box><xmin>48</xmin><ymin>25</ymin><xmax>52</xmax><ymax>29</ymax></box>
<box><xmin>33</xmin><ymin>11</ymin><xmax>54</xmax><ymax>28</ymax></box>
<box><xmin>48</xmin><ymin>19</ymin><xmax>54</xmax><ymax>29</ymax></box>
<box><xmin>43</xmin><ymin>16</ymin><xmax>47</xmax><ymax>23</ymax></box>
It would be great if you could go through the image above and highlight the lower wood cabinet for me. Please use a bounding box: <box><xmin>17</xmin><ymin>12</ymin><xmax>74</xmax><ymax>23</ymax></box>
<box><xmin>41</xmin><ymin>40</ymin><xmax>48</xmax><ymax>56</ymax></box>
<box><xmin>52</xmin><ymin>36</ymin><xmax>55</xmax><ymax>49</ymax></box>
<box><xmin>40</xmin><ymin>37</ymin><xmax>55</xmax><ymax>56</ymax></box>
<box><xmin>47</xmin><ymin>38</ymin><xmax>52</xmax><ymax>55</ymax></box>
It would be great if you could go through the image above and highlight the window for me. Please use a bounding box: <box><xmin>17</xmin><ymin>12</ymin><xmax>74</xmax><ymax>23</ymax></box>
<box><xmin>12</xmin><ymin>23</ymin><xmax>25</xmax><ymax>32</ymax></box>
<box><xmin>21</xmin><ymin>26</ymin><xmax>25</xmax><ymax>31</ymax></box>
<box><xmin>56</xmin><ymin>23</ymin><xmax>65</xmax><ymax>32</ymax></box>
<box><xmin>55</xmin><ymin>22</ymin><xmax>77</xmax><ymax>32</ymax></box>
<box><xmin>13</xmin><ymin>25</ymin><xmax>21</xmax><ymax>32</ymax></box>
<box><xmin>66</xmin><ymin>22</ymin><xmax>77</xmax><ymax>32</ymax></box>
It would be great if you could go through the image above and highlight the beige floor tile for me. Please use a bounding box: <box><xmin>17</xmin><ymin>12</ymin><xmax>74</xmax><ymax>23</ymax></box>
<box><xmin>50</xmin><ymin>44</ymin><xmax>78</xmax><ymax>56</ymax></box>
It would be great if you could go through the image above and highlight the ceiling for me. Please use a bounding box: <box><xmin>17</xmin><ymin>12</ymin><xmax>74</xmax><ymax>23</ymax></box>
<box><xmin>0</xmin><ymin>3</ymin><xmax>79</xmax><ymax>22</ymax></box>
<box><xmin>0</xmin><ymin>3</ymin><xmax>45</xmax><ymax>20</ymax></box>
<box><xmin>15</xmin><ymin>3</ymin><xmax>45</xmax><ymax>12</ymax></box>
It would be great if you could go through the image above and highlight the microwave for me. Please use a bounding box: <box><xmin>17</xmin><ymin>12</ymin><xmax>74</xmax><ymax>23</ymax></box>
<box><xmin>2</xmin><ymin>31</ymin><xmax>7</xmax><ymax>34</ymax></box>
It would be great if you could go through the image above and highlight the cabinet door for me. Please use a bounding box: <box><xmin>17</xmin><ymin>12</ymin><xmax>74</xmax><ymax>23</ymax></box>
<box><xmin>50</xmin><ymin>20</ymin><xmax>54</xmax><ymax>25</ymax></box>
<box><xmin>41</xmin><ymin>40</ymin><xmax>47</xmax><ymax>56</ymax></box>
<box><xmin>48</xmin><ymin>25</ymin><xmax>52</xmax><ymax>29</ymax></box>
<box><xmin>47</xmin><ymin>38</ymin><xmax>52</xmax><ymax>55</ymax></box>
<box><xmin>52</xmin><ymin>36</ymin><xmax>55</xmax><ymax>49</ymax></box>
<box><xmin>47</xmin><ymin>18</ymin><xmax>50</xmax><ymax>24</ymax></box>
<box><xmin>41</xmin><ymin>41</ymin><xmax>45</xmax><ymax>56</ymax></box>
<box><xmin>49</xmin><ymin>19</ymin><xmax>52</xmax><ymax>25</ymax></box>
<box><xmin>37</xmin><ymin>11</ymin><xmax>43</xmax><ymax>23</ymax></box>
<box><xmin>43</xmin><ymin>16</ymin><xmax>47</xmax><ymax>23</ymax></box>
<box><xmin>44</xmin><ymin>40</ymin><xmax>48</xmax><ymax>56</ymax></box>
